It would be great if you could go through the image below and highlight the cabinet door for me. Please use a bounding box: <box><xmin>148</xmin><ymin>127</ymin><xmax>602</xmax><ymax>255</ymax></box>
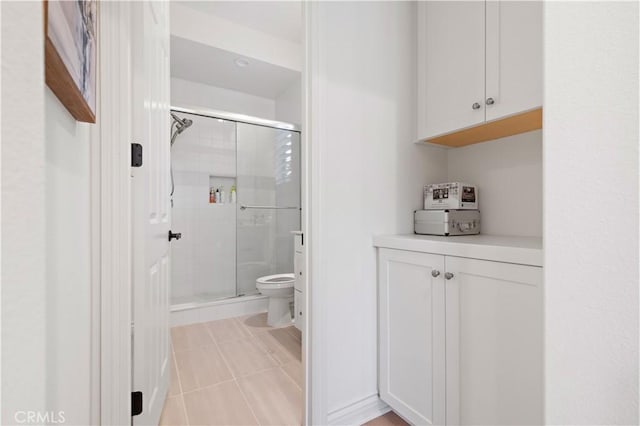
<box><xmin>485</xmin><ymin>1</ymin><xmax>542</xmax><ymax>121</ymax></box>
<box><xmin>445</xmin><ymin>257</ymin><xmax>543</xmax><ymax>426</ymax></box>
<box><xmin>294</xmin><ymin>250</ymin><xmax>303</xmax><ymax>291</ymax></box>
<box><xmin>378</xmin><ymin>249</ymin><xmax>446</xmax><ymax>425</ymax></box>
<box><xmin>294</xmin><ymin>289</ymin><xmax>303</xmax><ymax>332</ymax></box>
<box><xmin>418</xmin><ymin>1</ymin><xmax>486</xmax><ymax>139</ymax></box>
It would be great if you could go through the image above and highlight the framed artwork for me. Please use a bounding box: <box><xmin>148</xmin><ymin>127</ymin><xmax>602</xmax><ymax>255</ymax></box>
<box><xmin>44</xmin><ymin>0</ymin><xmax>97</xmax><ymax>123</ymax></box>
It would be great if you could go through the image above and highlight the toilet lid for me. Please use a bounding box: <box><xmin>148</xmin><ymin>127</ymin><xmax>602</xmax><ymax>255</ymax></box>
<box><xmin>256</xmin><ymin>273</ymin><xmax>295</xmax><ymax>287</ymax></box>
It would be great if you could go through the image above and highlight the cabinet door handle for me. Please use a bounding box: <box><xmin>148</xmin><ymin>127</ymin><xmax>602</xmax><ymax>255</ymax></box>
<box><xmin>472</xmin><ymin>102</ymin><xmax>481</xmax><ymax>110</ymax></box>
<box><xmin>444</xmin><ymin>272</ymin><xmax>454</xmax><ymax>280</ymax></box>
<box><xmin>486</xmin><ymin>97</ymin><xmax>495</xmax><ymax>105</ymax></box>
<box><xmin>431</xmin><ymin>270</ymin><xmax>441</xmax><ymax>278</ymax></box>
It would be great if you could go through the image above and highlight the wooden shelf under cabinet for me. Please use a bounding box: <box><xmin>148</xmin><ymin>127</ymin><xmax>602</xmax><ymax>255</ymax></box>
<box><xmin>423</xmin><ymin>108</ymin><xmax>542</xmax><ymax>148</ymax></box>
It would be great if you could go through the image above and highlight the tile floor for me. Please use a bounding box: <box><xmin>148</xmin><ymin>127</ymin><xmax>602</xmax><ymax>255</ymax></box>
<box><xmin>363</xmin><ymin>412</ymin><xmax>409</xmax><ymax>426</ymax></box>
<box><xmin>160</xmin><ymin>312</ymin><xmax>303</xmax><ymax>426</ymax></box>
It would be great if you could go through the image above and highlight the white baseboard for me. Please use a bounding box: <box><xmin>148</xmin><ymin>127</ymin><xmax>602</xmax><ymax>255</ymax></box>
<box><xmin>170</xmin><ymin>294</ymin><xmax>268</xmax><ymax>326</ymax></box>
<box><xmin>327</xmin><ymin>394</ymin><xmax>390</xmax><ymax>426</ymax></box>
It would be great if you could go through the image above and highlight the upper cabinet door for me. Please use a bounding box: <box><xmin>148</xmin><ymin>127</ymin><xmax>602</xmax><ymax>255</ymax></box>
<box><xmin>418</xmin><ymin>1</ymin><xmax>486</xmax><ymax>139</ymax></box>
<box><xmin>485</xmin><ymin>1</ymin><xmax>542</xmax><ymax>121</ymax></box>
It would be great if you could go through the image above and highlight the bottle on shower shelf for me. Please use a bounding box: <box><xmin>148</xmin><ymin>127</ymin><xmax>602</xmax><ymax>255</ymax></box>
<box><xmin>215</xmin><ymin>188</ymin><xmax>221</xmax><ymax>204</ymax></box>
<box><xmin>209</xmin><ymin>188</ymin><xmax>215</xmax><ymax>204</ymax></box>
<box><xmin>230</xmin><ymin>185</ymin><xmax>237</xmax><ymax>204</ymax></box>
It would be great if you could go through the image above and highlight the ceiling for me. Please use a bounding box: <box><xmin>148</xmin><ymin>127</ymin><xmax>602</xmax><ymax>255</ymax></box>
<box><xmin>170</xmin><ymin>35</ymin><xmax>300</xmax><ymax>99</ymax></box>
<box><xmin>180</xmin><ymin>1</ymin><xmax>302</xmax><ymax>43</ymax></box>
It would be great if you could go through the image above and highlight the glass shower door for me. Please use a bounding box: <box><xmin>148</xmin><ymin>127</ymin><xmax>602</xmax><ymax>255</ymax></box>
<box><xmin>236</xmin><ymin>123</ymin><xmax>301</xmax><ymax>296</ymax></box>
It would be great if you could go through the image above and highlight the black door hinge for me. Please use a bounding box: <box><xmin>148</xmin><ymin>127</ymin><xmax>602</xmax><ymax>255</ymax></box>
<box><xmin>131</xmin><ymin>143</ymin><xmax>143</xmax><ymax>167</ymax></box>
<box><xmin>132</xmin><ymin>391</ymin><xmax>143</xmax><ymax>416</ymax></box>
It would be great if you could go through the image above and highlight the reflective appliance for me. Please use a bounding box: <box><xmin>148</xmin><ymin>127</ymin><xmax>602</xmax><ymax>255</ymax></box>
<box><xmin>414</xmin><ymin>210</ymin><xmax>481</xmax><ymax>236</ymax></box>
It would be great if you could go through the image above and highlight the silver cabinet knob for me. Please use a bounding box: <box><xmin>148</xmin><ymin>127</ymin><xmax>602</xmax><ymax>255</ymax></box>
<box><xmin>486</xmin><ymin>97</ymin><xmax>495</xmax><ymax>105</ymax></box>
<box><xmin>472</xmin><ymin>102</ymin><xmax>481</xmax><ymax>110</ymax></box>
<box><xmin>444</xmin><ymin>272</ymin><xmax>454</xmax><ymax>280</ymax></box>
<box><xmin>431</xmin><ymin>270</ymin><xmax>441</xmax><ymax>278</ymax></box>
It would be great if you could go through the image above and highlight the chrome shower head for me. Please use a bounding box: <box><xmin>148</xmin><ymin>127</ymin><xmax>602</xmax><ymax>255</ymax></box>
<box><xmin>171</xmin><ymin>112</ymin><xmax>193</xmax><ymax>135</ymax></box>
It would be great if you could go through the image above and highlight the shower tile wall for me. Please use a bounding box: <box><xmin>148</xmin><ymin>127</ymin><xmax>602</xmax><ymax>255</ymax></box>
<box><xmin>171</xmin><ymin>115</ymin><xmax>237</xmax><ymax>304</ymax></box>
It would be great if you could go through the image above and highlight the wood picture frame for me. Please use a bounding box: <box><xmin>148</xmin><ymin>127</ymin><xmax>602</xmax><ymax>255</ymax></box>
<box><xmin>44</xmin><ymin>0</ymin><xmax>97</xmax><ymax>123</ymax></box>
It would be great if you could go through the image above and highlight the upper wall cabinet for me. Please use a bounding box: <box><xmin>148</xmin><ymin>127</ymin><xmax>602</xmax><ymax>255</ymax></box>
<box><xmin>417</xmin><ymin>1</ymin><xmax>542</xmax><ymax>147</ymax></box>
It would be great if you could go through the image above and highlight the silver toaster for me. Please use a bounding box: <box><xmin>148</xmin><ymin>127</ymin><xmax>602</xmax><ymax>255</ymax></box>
<box><xmin>414</xmin><ymin>210</ymin><xmax>480</xmax><ymax>236</ymax></box>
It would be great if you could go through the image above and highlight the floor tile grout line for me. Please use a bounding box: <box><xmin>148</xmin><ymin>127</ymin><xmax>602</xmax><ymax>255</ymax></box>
<box><xmin>231</xmin><ymin>315</ymin><xmax>302</xmax><ymax>423</ymax></box>
<box><xmin>282</xmin><ymin>325</ymin><xmax>302</xmax><ymax>343</ymax></box>
<box><xmin>234</xmin><ymin>364</ymin><xmax>287</xmax><ymax>381</ymax></box>
<box><xmin>171</xmin><ymin>323</ymin><xmax>216</xmax><ymax>354</ymax></box>
<box><xmin>231</xmin><ymin>379</ymin><xmax>263</xmax><ymax>426</ymax></box>
<box><xmin>222</xmin><ymin>317</ymin><xmax>283</xmax><ymax>369</ymax></box>
<box><xmin>253</xmin><ymin>331</ymin><xmax>302</xmax><ymax>368</ymax></box>
<box><xmin>170</xmin><ymin>333</ymin><xmax>191</xmax><ymax>426</ymax></box>
<box><xmin>205</xmin><ymin>319</ymin><xmax>282</xmax><ymax>375</ymax></box>
<box><xmin>206</xmin><ymin>322</ymin><xmax>263</xmax><ymax>426</ymax></box>
<box><xmin>210</xmin><ymin>317</ymin><xmax>297</xmax><ymax>383</ymax></box>
<box><xmin>179</xmin><ymin>392</ymin><xmax>190</xmax><ymax>426</ymax></box>
<box><xmin>171</xmin><ymin>342</ymin><xmax>185</xmax><ymax>395</ymax></box>
<box><xmin>279</xmin><ymin>365</ymin><xmax>303</xmax><ymax>392</ymax></box>
<box><xmin>168</xmin><ymin>315</ymin><xmax>301</xmax><ymax>426</ymax></box>
<box><xmin>235</xmin><ymin>313</ymin><xmax>295</xmax><ymax>338</ymax></box>
<box><xmin>207</xmin><ymin>317</ymin><xmax>251</xmax><ymax>341</ymax></box>
<box><xmin>179</xmin><ymin>377</ymin><xmax>237</xmax><ymax>397</ymax></box>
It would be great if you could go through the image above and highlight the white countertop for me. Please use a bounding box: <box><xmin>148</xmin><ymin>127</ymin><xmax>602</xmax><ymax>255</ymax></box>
<box><xmin>373</xmin><ymin>234</ymin><xmax>543</xmax><ymax>267</ymax></box>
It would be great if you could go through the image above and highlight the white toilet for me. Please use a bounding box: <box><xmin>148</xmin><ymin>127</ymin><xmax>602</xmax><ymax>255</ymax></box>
<box><xmin>256</xmin><ymin>273</ymin><xmax>295</xmax><ymax>326</ymax></box>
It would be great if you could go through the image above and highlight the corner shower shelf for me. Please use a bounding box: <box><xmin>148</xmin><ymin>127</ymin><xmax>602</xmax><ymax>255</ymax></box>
<box><xmin>209</xmin><ymin>175</ymin><xmax>236</xmax><ymax>206</ymax></box>
<box><xmin>209</xmin><ymin>173</ymin><xmax>237</xmax><ymax>179</ymax></box>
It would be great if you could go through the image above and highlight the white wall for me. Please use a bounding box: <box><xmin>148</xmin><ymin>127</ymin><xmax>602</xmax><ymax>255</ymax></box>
<box><xmin>1</xmin><ymin>5</ymin><xmax>93</xmax><ymax>424</ymax></box>
<box><xmin>172</xmin><ymin>77</ymin><xmax>276</xmax><ymax>119</ymax></box>
<box><xmin>276</xmin><ymin>76</ymin><xmax>302</xmax><ymax>126</ymax></box>
<box><xmin>308</xmin><ymin>2</ymin><xmax>448</xmax><ymax>419</ymax></box>
<box><xmin>44</xmin><ymin>89</ymin><xmax>93</xmax><ymax>426</ymax></box>
<box><xmin>1</xmin><ymin>2</ymin><xmax>48</xmax><ymax>423</ymax></box>
<box><xmin>544</xmin><ymin>2</ymin><xmax>639</xmax><ymax>424</ymax></box>
<box><xmin>170</xmin><ymin>2</ymin><xmax>301</xmax><ymax>72</ymax></box>
<box><xmin>447</xmin><ymin>130</ymin><xmax>542</xmax><ymax>237</ymax></box>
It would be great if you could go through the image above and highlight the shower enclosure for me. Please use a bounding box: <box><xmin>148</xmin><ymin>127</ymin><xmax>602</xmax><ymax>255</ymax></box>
<box><xmin>169</xmin><ymin>107</ymin><xmax>301</xmax><ymax>307</ymax></box>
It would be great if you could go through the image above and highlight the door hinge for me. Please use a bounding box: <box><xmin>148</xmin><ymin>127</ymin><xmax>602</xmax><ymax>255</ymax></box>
<box><xmin>131</xmin><ymin>391</ymin><xmax>143</xmax><ymax>416</ymax></box>
<box><xmin>131</xmin><ymin>143</ymin><xmax>143</xmax><ymax>167</ymax></box>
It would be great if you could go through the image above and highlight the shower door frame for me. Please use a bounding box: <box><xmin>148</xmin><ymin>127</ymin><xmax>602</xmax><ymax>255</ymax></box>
<box><xmin>171</xmin><ymin>106</ymin><xmax>301</xmax><ymax>133</ymax></box>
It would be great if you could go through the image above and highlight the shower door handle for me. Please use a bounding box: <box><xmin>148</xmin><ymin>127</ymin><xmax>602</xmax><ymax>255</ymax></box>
<box><xmin>168</xmin><ymin>230</ymin><xmax>182</xmax><ymax>241</ymax></box>
<box><xmin>239</xmin><ymin>205</ymin><xmax>299</xmax><ymax>211</ymax></box>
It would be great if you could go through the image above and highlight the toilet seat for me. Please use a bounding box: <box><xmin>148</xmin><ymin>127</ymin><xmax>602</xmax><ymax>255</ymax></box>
<box><xmin>256</xmin><ymin>273</ymin><xmax>295</xmax><ymax>289</ymax></box>
<box><xmin>256</xmin><ymin>273</ymin><xmax>295</xmax><ymax>327</ymax></box>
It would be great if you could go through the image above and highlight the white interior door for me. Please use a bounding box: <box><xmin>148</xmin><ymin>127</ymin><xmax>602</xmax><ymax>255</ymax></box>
<box><xmin>378</xmin><ymin>248</ymin><xmax>446</xmax><ymax>425</ymax></box>
<box><xmin>131</xmin><ymin>1</ymin><xmax>171</xmax><ymax>425</ymax></box>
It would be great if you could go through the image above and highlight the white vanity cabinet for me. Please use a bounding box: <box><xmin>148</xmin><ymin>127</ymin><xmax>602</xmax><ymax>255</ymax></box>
<box><xmin>417</xmin><ymin>1</ymin><xmax>542</xmax><ymax>141</ymax></box>
<box><xmin>375</xmin><ymin>235</ymin><xmax>543</xmax><ymax>425</ymax></box>
<box><xmin>293</xmin><ymin>232</ymin><xmax>305</xmax><ymax>332</ymax></box>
